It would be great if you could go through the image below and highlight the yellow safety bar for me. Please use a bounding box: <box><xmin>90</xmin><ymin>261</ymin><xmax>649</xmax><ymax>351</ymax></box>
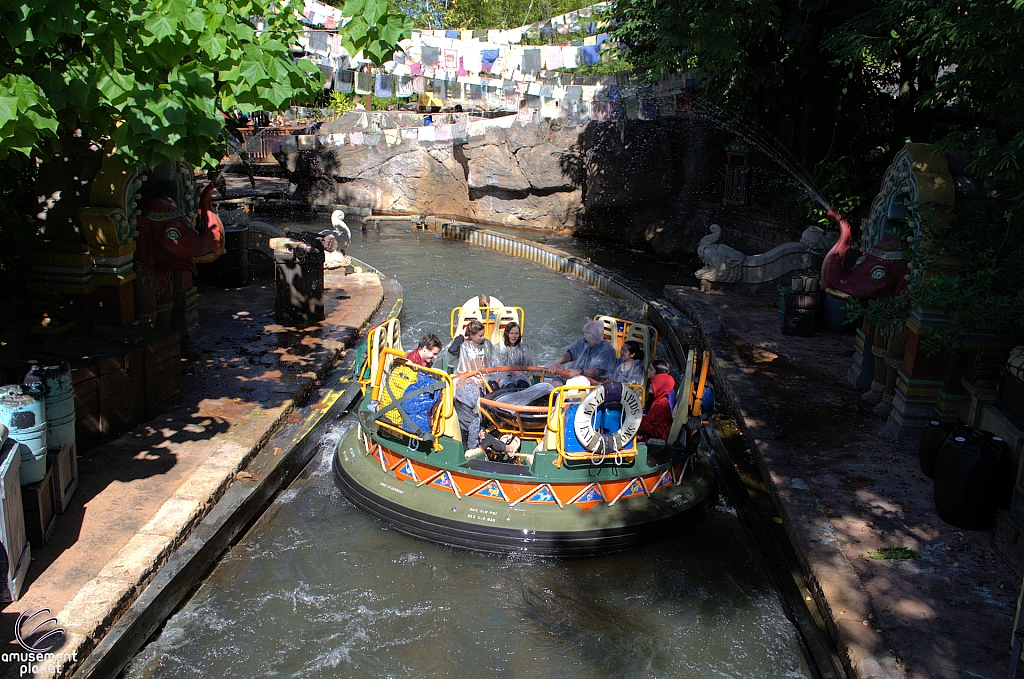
<box><xmin>543</xmin><ymin>383</ymin><xmax>642</xmax><ymax>465</ymax></box>
<box><xmin>594</xmin><ymin>315</ymin><xmax>659</xmax><ymax>373</ymax></box>
<box><xmin>370</xmin><ymin>347</ymin><xmax>455</xmax><ymax>449</ymax></box>
<box><xmin>358</xmin><ymin>318</ymin><xmax>403</xmax><ymax>390</ymax></box>
<box><xmin>450</xmin><ymin>305</ymin><xmax>525</xmax><ymax>342</ymax></box>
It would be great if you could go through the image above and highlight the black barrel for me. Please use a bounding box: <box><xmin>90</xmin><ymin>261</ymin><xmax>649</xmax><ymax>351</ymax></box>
<box><xmin>205</xmin><ymin>224</ymin><xmax>249</xmax><ymax>288</ymax></box>
<box><xmin>933</xmin><ymin>433</ymin><xmax>1011</xmax><ymax>530</ymax></box>
<box><xmin>919</xmin><ymin>420</ymin><xmax>971</xmax><ymax>478</ymax></box>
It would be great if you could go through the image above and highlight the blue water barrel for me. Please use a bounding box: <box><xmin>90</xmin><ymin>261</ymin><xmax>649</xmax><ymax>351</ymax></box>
<box><xmin>33</xmin><ymin>360</ymin><xmax>75</xmax><ymax>451</ymax></box>
<box><xmin>0</xmin><ymin>385</ymin><xmax>47</xmax><ymax>484</ymax></box>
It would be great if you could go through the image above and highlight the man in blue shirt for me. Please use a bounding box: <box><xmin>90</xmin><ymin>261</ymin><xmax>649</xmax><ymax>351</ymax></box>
<box><xmin>547</xmin><ymin>320</ymin><xmax>616</xmax><ymax>381</ymax></box>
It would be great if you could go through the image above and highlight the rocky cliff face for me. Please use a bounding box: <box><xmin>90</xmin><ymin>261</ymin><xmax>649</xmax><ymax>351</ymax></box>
<box><xmin>310</xmin><ymin>115</ymin><xmax>802</xmax><ymax>257</ymax></box>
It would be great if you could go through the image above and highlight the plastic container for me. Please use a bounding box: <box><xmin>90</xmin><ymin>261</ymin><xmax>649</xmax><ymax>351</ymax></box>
<box><xmin>933</xmin><ymin>433</ymin><xmax>1010</xmax><ymax>530</ymax></box>
<box><xmin>0</xmin><ymin>385</ymin><xmax>47</xmax><ymax>485</ymax></box>
<box><xmin>822</xmin><ymin>290</ymin><xmax>857</xmax><ymax>334</ymax></box>
<box><xmin>919</xmin><ymin>420</ymin><xmax>971</xmax><ymax>478</ymax></box>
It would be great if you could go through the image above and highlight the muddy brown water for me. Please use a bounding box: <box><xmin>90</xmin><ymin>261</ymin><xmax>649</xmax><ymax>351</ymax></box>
<box><xmin>124</xmin><ymin>224</ymin><xmax>814</xmax><ymax>678</ymax></box>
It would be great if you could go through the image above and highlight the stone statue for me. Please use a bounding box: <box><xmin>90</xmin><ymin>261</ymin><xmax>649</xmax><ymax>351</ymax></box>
<box><xmin>695</xmin><ymin>223</ymin><xmax>839</xmax><ymax>288</ymax></box>
<box><xmin>695</xmin><ymin>224</ymin><xmax>744</xmax><ymax>284</ymax></box>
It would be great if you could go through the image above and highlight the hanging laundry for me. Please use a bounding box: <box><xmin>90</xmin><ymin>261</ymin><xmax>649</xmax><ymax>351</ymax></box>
<box><xmin>527</xmin><ymin>81</ymin><xmax>541</xmax><ymax>96</ymax></box>
<box><xmin>375</xmin><ymin>74</ymin><xmax>393</xmax><ymax>98</ymax></box>
<box><xmin>561</xmin><ymin>46</ymin><xmax>579</xmax><ymax>69</ymax></box>
<box><xmin>412</xmin><ymin>76</ymin><xmax>427</xmax><ymax>94</ymax></box>
<box><xmin>418</xmin><ymin>125</ymin><xmax>436</xmax><ymax>142</ymax></box>
<box><xmin>522</xmin><ymin>49</ymin><xmax>541</xmax><ymax>74</ymax></box>
<box><xmin>461</xmin><ymin>29</ymin><xmax>473</xmax><ymax>41</ymax></box>
<box><xmin>410</xmin><ymin>61</ymin><xmax>423</xmax><ymax>75</ymax></box>
<box><xmin>463</xmin><ymin>49</ymin><xmax>482</xmax><ymax>73</ymax></box>
<box><xmin>445</xmin><ymin>30</ymin><xmax>459</xmax><ymax>38</ymax></box>
<box><xmin>581</xmin><ymin>45</ymin><xmax>600</xmax><ymax>65</ymax></box>
<box><xmin>504</xmin><ymin>91</ymin><xmax>521</xmax><ymax>110</ymax></box>
<box><xmin>432</xmin><ymin>78</ymin><xmax>446</xmax><ymax>98</ymax></box>
<box><xmin>472</xmin><ymin>30</ymin><xmax>487</xmax><ymax>40</ymax></box>
<box><xmin>434</xmin><ymin>124</ymin><xmax>452</xmax><ymax>142</ymax></box>
<box><xmin>596</xmin><ymin>33</ymin><xmax>609</xmax><ymax>47</ymax></box>
<box><xmin>524</xmin><ymin>94</ymin><xmax>541</xmax><ymax>109</ymax></box>
<box><xmin>402</xmin><ymin>128</ymin><xmax>418</xmax><ymax>140</ymax></box>
<box><xmin>451</xmin><ymin>82</ymin><xmax>464</xmax><ymax>100</ymax></box>
<box><xmin>480</xmin><ymin>49</ymin><xmax>499</xmax><ymax>73</ymax></box>
<box><xmin>487</xmin><ymin>87</ymin><xmax>503</xmax><ymax>108</ymax></box>
<box><xmin>457</xmin><ymin>57</ymin><xmax>468</xmax><ymax>77</ymax></box>
<box><xmin>354</xmin><ymin>72</ymin><xmax>373</xmax><ymax>94</ymax></box>
<box><xmin>336</xmin><ymin>69</ymin><xmax>354</xmax><ymax>94</ymax></box>
<box><xmin>541</xmin><ymin>46</ymin><xmax>562</xmax><ymax>70</ymax></box>
<box><xmin>584</xmin><ymin>22</ymin><xmax>596</xmax><ymax>35</ymax></box>
<box><xmin>349</xmin><ymin>131</ymin><xmax>364</xmax><ymax>145</ymax></box>
<box><xmin>421</xmin><ymin>46</ymin><xmax>440</xmax><ymax>67</ymax></box>
<box><xmin>443</xmin><ymin>49</ymin><xmax>458</xmax><ymax>70</ymax></box>
<box><xmin>397</xmin><ymin>76</ymin><xmax>414</xmax><ymax>97</ymax></box>
<box><xmin>517</xmin><ymin>107</ymin><xmax>534</xmax><ymax>124</ymax></box>
<box><xmin>383</xmin><ymin>128</ymin><xmax>400</xmax><ymax>146</ymax></box>
<box><xmin>541</xmin><ymin>97</ymin><xmax>559</xmax><ymax>119</ymax></box>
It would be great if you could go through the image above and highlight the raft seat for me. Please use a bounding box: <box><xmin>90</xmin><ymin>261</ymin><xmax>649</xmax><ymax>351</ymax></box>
<box><xmin>594</xmin><ymin>315</ymin><xmax>658</xmax><ymax>378</ymax></box>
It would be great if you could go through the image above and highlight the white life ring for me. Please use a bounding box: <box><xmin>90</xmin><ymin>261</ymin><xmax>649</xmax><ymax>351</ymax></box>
<box><xmin>573</xmin><ymin>383</ymin><xmax>643</xmax><ymax>454</ymax></box>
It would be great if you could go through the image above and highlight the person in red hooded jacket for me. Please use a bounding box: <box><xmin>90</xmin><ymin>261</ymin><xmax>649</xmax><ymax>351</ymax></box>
<box><xmin>638</xmin><ymin>372</ymin><xmax>675</xmax><ymax>442</ymax></box>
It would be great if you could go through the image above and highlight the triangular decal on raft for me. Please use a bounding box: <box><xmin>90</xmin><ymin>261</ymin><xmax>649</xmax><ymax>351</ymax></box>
<box><xmin>395</xmin><ymin>459</ymin><xmax>418</xmax><ymax>482</ymax></box>
<box><xmin>608</xmin><ymin>477</ymin><xmax>647</xmax><ymax>506</ymax></box>
<box><xmin>569</xmin><ymin>484</ymin><xmax>604</xmax><ymax>505</ymax></box>
<box><xmin>471</xmin><ymin>479</ymin><xmax>508</xmax><ymax>501</ymax></box>
<box><xmin>652</xmin><ymin>470</ymin><xmax>673</xmax><ymax>492</ymax></box>
<box><xmin>376</xmin><ymin>447</ymin><xmax>389</xmax><ymax>471</ymax></box>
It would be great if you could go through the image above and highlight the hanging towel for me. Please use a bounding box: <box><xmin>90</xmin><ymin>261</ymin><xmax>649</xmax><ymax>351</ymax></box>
<box><xmin>461</xmin><ymin>29</ymin><xmax>473</xmax><ymax>41</ymax></box>
<box><xmin>397</xmin><ymin>76</ymin><xmax>414</xmax><ymax>97</ymax></box>
<box><xmin>434</xmin><ymin>124</ymin><xmax>451</xmax><ymax>142</ymax></box>
<box><xmin>596</xmin><ymin>33</ymin><xmax>610</xmax><ymax>47</ymax></box>
<box><xmin>383</xmin><ymin>128</ymin><xmax>400</xmax><ymax>145</ymax></box>
<box><xmin>472</xmin><ymin>30</ymin><xmax>487</xmax><ymax>40</ymax></box>
<box><xmin>349</xmin><ymin>131</ymin><xmax>364</xmax><ymax>145</ymax></box>
<box><xmin>443</xmin><ymin>49</ymin><xmax>458</xmax><ymax>70</ymax></box>
<box><xmin>541</xmin><ymin>97</ymin><xmax>559</xmax><ymax>119</ymax></box>
<box><xmin>445</xmin><ymin>30</ymin><xmax>459</xmax><ymax>38</ymax></box>
<box><xmin>561</xmin><ymin>46</ymin><xmax>579</xmax><ymax>69</ymax></box>
<box><xmin>463</xmin><ymin>49</ymin><xmax>482</xmax><ymax>73</ymax></box>
<box><xmin>375</xmin><ymin>74</ymin><xmax>392</xmax><ymax>98</ymax></box>
<box><xmin>581</xmin><ymin>45</ymin><xmax>600</xmax><ymax>65</ymax></box>
<box><xmin>480</xmin><ymin>49</ymin><xmax>499</xmax><ymax>73</ymax></box>
<box><xmin>451</xmin><ymin>82</ymin><xmax>464</xmax><ymax>101</ymax></box>
<box><xmin>541</xmin><ymin>46</ymin><xmax>562</xmax><ymax>70</ymax></box>
<box><xmin>456</xmin><ymin>57</ymin><xmax>468</xmax><ymax>77</ymax></box>
<box><xmin>421</xmin><ymin>46</ymin><xmax>440</xmax><ymax>67</ymax></box>
<box><xmin>591</xmin><ymin>100</ymin><xmax>611</xmax><ymax>121</ymax></box>
<box><xmin>354</xmin><ymin>72</ymin><xmax>373</xmax><ymax>95</ymax></box>
<box><xmin>337</xmin><ymin>69</ymin><xmax>354</xmax><ymax>93</ymax></box>
<box><xmin>432</xmin><ymin>78</ymin><xmax>446</xmax><ymax>98</ymax></box>
<box><xmin>402</xmin><ymin>128</ymin><xmax>419</xmax><ymax>140</ymax></box>
<box><xmin>504</xmin><ymin>91</ymin><xmax>521</xmax><ymax>110</ymax></box>
<box><xmin>584</xmin><ymin>21</ymin><xmax>596</xmax><ymax>35</ymax></box>
<box><xmin>410</xmin><ymin>61</ymin><xmax>423</xmax><ymax>75</ymax></box>
<box><xmin>412</xmin><ymin>76</ymin><xmax>427</xmax><ymax>94</ymax></box>
<box><xmin>527</xmin><ymin>81</ymin><xmax>541</xmax><ymax>96</ymax></box>
<box><xmin>517</xmin><ymin>107</ymin><xmax>534</xmax><ymax>123</ymax></box>
<box><xmin>487</xmin><ymin>87</ymin><xmax>503</xmax><ymax>108</ymax></box>
<box><xmin>522</xmin><ymin>48</ymin><xmax>541</xmax><ymax>74</ymax></box>
<box><xmin>583</xmin><ymin>35</ymin><xmax>597</xmax><ymax>46</ymax></box>
<box><xmin>418</xmin><ymin>125</ymin><xmax>436</xmax><ymax>142</ymax></box>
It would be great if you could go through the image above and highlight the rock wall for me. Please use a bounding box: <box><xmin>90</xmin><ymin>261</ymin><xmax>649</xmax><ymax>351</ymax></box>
<box><xmin>310</xmin><ymin>115</ymin><xmax>803</xmax><ymax>256</ymax></box>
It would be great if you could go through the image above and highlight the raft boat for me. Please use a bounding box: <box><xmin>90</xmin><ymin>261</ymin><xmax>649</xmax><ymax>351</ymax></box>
<box><xmin>335</xmin><ymin>298</ymin><xmax>718</xmax><ymax>556</ymax></box>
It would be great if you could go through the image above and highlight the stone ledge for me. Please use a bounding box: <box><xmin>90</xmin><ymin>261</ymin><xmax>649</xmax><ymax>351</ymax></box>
<box><xmin>664</xmin><ymin>285</ymin><xmax>905</xmax><ymax>679</ymax></box>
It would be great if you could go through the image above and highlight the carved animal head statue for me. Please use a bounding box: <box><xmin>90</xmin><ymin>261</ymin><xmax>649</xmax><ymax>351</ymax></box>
<box><xmin>136</xmin><ymin>180</ymin><xmax>226</xmax><ymax>284</ymax></box>
<box><xmin>821</xmin><ymin>207</ymin><xmax>910</xmax><ymax>301</ymax></box>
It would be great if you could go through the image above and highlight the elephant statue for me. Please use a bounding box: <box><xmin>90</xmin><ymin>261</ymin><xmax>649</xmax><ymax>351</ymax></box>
<box><xmin>134</xmin><ymin>179</ymin><xmax>226</xmax><ymax>329</ymax></box>
<box><xmin>822</xmin><ymin>207</ymin><xmax>911</xmax><ymax>417</ymax></box>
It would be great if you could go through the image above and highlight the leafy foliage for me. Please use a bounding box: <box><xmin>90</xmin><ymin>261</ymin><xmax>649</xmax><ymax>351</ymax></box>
<box><xmin>338</xmin><ymin>0</ymin><xmax>414</xmax><ymax>67</ymax></box>
<box><xmin>0</xmin><ymin>0</ymin><xmax>325</xmax><ymax>170</ymax></box>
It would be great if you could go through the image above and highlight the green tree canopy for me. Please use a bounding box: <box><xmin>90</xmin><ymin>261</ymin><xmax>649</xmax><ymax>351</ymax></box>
<box><xmin>0</xmin><ymin>0</ymin><xmax>325</xmax><ymax>170</ymax></box>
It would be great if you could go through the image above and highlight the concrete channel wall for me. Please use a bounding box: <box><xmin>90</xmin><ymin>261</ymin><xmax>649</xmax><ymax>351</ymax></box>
<box><xmin>421</xmin><ymin>217</ymin><xmax>902</xmax><ymax>679</ymax></box>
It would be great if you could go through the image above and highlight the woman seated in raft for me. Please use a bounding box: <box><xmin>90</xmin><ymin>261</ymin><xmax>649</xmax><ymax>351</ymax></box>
<box><xmin>465</xmin><ymin>429</ymin><xmax>522</xmax><ymax>463</ymax></box>
<box><xmin>449</xmin><ymin>319</ymin><xmax>498</xmax><ymax>448</ymax></box>
<box><xmin>606</xmin><ymin>340</ymin><xmax>645</xmax><ymax>386</ymax></box>
<box><xmin>496</xmin><ymin>321</ymin><xmax>535</xmax><ymax>388</ymax></box>
<box><xmin>638</xmin><ymin>370</ymin><xmax>675</xmax><ymax>442</ymax></box>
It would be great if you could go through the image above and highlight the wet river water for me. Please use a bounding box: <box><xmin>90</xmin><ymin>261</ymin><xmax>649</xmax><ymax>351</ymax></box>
<box><xmin>125</xmin><ymin>225</ymin><xmax>813</xmax><ymax>679</ymax></box>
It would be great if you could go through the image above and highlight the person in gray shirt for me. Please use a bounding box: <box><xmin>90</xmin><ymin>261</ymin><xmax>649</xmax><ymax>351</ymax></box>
<box><xmin>546</xmin><ymin>320</ymin><xmax>617</xmax><ymax>381</ymax></box>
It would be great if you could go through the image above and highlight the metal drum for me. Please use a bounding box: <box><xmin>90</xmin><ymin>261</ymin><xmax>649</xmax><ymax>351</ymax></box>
<box><xmin>0</xmin><ymin>385</ymin><xmax>47</xmax><ymax>484</ymax></box>
<box><xmin>32</xmin><ymin>360</ymin><xmax>75</xmax><ymax>451</ymax></box>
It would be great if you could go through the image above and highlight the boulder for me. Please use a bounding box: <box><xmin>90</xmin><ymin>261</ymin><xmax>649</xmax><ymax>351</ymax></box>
<box><xmin>462</xmin><ymin>143</ymin><xmax>531</xmax><ymax>192</ymax></box>
<box><xmin>355</xmin><ymin>149</ymin><xmax>471</xmax><ymax>215</ymax></box>
<box><xmin>516</xmin><ymin>145</ymin><xmax>577</xmax><ymax>191</ymax></box>
<box><xmin>471</xmin><ymin>189</ymin><xmax>582</xmax><ymax>229</ymax></box>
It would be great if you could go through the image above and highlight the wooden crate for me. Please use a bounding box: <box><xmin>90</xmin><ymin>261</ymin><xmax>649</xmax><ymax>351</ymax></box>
<box><xmin>0</xmin><ymin>438</ymin><xmax>30</xmax><ymax>602</ymax></box>
<box><xmin>42</xmin><ymin>337</ymin><xmax>146</xmax><ymax>452</ymax></box>
<box><xmin>22</xmin><ymin>465</ymin><xmax>56</xmax><ymax>547</ymax></box>
<box><xmin>48</xmin><ymin>442</ymin><xmax>78</xmax><ymax>514</ymax></box>
<box><xmin>90</xmin><ymin>327</ymin><xmax>182</xmax><ymax>418</ymax></box>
